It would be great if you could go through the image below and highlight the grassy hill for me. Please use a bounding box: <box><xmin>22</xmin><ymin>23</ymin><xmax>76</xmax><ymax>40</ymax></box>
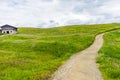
<box><xmin>97</xmin><ymin>30</ymin><xmax>120</xmax><ymax>80</ymax></box>
<box><xmin>0</xmin><ymin>23</ymin><xmax>120</xmax><ymax>80</ymax></box>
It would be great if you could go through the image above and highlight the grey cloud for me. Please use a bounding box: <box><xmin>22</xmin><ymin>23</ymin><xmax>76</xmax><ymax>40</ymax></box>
<box><xmin>37</xmin><ymin>20</ymin><xmax>59</xmax><ymax>28</ymax></box>
<box><xmin>1</xmin><ymin>0</ymin><xmax>27</xmax><ymax>7</ymax></box>
<box><xmin>65</xmin><ymin>19</ymin><xmax>83</xmax><ymax>25</ymax></box>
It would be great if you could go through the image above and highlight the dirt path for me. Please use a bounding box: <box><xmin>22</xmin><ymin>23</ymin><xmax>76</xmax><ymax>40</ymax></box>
<box><xmin>52</xmin><ymin>34</ymin><xmax>104</xmax><ymax>80</ymax></box>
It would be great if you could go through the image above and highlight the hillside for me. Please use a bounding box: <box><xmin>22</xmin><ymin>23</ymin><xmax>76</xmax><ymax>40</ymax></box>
<box><xmin>97</xmin><ymin>29</ymin><xmax>120</xmax><ymax>80</ymax></box>
<box><xmin>0</xmin><ymin>23</ymin><xmax>120</xmax><ymax>80</ymax></box>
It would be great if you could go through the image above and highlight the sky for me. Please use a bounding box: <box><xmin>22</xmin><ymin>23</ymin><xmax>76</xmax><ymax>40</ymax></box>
<box><xmin>0</xmin><ymin>0</ymin><xmax>120</xmax><ymax>28</ymax></box>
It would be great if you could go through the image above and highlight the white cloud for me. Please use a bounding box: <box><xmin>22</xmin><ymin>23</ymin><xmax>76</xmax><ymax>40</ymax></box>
<box><xmin>0</xmin><ymin>0</ymin><xmax>120</xmax><ymax>28</ymax></box>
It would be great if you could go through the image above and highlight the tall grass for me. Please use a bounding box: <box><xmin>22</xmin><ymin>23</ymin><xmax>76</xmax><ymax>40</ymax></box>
<box><xmin>0</xmin><ymin>23</ymin><xmax>120</xmax><ymax>80</ymax></box>
<box><xmin>97</xmin><ymin>30</ymin><xmax>120</xmax><ymax>80</ymax></box>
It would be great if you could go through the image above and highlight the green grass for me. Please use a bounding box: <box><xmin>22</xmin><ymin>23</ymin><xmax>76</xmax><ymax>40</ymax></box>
<box><xmin>0</xmin><ymin>23</ymin><xmax>120</xmax><ymax>80</ymax></box>
<box><xmin>97</xmin><ymin>30</ymin><xmax>120</xmax><ymax>80</ymax></box>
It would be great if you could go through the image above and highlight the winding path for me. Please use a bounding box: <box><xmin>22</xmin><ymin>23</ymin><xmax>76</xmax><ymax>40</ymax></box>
<box><xmin>52</xmin><ymin>34</ymin><xmax>104</xmax><ymax>80</ymax></box>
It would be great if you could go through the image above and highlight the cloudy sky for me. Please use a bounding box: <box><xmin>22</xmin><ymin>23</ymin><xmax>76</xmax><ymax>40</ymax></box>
<box><xmin>0</xmin><ymin>0</ymin><xmax>120</xmax><ymax>28</ymax></box>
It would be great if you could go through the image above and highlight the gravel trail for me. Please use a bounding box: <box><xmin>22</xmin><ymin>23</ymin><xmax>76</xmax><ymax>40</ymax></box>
<box><xmin>52</xmin><ymin>34</ymin><xmax>104</xmax><ymax>80</ymax></box>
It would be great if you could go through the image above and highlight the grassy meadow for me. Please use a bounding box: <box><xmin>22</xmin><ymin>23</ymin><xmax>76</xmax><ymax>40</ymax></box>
<box><xmin>0</xmin><ymin>23</ymin><xmax>120</xmax><ymax>80</ymax></box>
<box><xmin>97</xmin><ymin>30</ymin><xmax>120</xmax><ymax>80</ymax></box>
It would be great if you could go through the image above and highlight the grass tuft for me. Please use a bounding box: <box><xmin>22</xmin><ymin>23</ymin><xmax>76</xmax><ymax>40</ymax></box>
<box><xmin>97</xmin><ymin>30</ymin><xmax>120</xmax><ymax>80</ymax></box>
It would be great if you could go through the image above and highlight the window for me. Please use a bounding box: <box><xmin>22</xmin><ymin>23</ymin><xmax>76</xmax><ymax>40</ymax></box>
<box><xmin>7</xmin><ymin>31</ymin><xmax>9</xmax><ymax>34</ymax></box>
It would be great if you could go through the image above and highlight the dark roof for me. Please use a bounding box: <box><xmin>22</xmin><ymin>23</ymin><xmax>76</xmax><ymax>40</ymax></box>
<box><xmin>1</xmin><ymin>24</ymin><xmax>17</xmax><ymax>29</ymax></box>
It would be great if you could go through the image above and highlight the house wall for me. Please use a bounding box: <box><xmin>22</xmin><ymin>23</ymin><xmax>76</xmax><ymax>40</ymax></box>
<box><xmin>2</xmin><ymin>30</ymin><xmax>17</xmax><ymax>34</ymax></box>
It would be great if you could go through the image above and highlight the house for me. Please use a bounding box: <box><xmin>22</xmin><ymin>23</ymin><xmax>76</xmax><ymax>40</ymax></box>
<box><xmin>0</xmin><ymin>25</ymin><xmax>17</xmax><ymax>34</ymax></box>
